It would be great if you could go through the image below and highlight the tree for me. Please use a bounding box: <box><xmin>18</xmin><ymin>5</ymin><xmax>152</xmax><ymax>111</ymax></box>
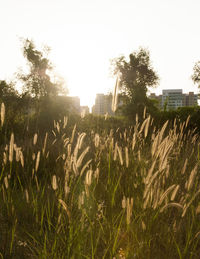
<box><xmin>19</xmin><ymin>39</ymin><xmax>66</xmax><ymax>99</ymax></box>
<box><xmin>112</xmin><ymin>48</ymin><xmax>159</xmax><ymax>119</ymax></box>
<box><xmin>192</xmin><ymin>61</ymin><xmax>200</xmax><ymax>88</ymax></box>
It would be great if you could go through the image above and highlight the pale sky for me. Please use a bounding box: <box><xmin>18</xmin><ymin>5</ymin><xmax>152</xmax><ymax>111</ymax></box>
<box><xmin>1</xmin><ymin>0</ymin><xmax>200</xmax><ymax>107</ymax></box>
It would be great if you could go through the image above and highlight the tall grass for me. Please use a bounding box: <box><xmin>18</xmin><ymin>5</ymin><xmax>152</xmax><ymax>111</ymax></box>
<box><xmin>0</xmin><ymin>109</ymin><xmax>200</xmax><ymax>258</ymax></box>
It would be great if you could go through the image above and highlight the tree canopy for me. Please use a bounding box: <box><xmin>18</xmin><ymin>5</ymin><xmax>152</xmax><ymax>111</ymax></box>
<box><xmin>112</xmin><ymin>48</ymin><xmax>159</xmax><ymax>118</ymax></box>
<box><xmin>19</xmin><ymin>39</ymin><xmax>66</xmax><ymax>99</ymax></box>
<box><xmin>192</xmin><ymin>61</ymin><xmax>200</xmax><ymax>88</ymax></box>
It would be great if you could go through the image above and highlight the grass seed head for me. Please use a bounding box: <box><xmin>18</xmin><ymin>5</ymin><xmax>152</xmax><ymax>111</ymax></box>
<box><xmin>1</xmin><ymin>103</ymin><xmax>5</xmax><ymax>127</ymax></box>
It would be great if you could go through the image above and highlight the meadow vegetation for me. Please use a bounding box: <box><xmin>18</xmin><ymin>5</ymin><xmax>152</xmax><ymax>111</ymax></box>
<box><xmin>1</xmin><ymin>103</ymin><xmax>200</xmax><ymax>259</ymax></box>
<box><xmin>1</xmin><ymin>39</ymin><xmax>200</xmax><ymax>258</ymax></box>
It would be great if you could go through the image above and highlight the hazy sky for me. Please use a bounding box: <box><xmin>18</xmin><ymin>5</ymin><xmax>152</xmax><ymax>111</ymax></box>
<box><xmin>1</xmin><ymin>0</ymin><xmax>200</xmax><ymax>107</ymax></box>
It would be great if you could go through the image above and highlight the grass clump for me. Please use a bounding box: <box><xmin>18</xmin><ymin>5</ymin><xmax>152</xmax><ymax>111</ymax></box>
<box><xmin>0</xmin><ymin>111</ymin><xmax>200</xmax><ymax>258</ymax></box>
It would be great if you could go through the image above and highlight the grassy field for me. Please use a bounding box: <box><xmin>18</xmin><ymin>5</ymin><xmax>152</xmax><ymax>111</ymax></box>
<box><xmin>0</xmin><ymin>110</ymin><xmax>200</xmax><ymax>258</ymax></box>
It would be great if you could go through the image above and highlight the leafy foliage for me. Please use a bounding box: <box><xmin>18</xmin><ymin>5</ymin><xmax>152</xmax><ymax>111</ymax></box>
<box><xmin>19</xmin><ymin>39</ymin><xmax>66</xmax><ymax>99</ymax></box>
<box><xmin>112</xmin><ymin>48</ymin><xmax>159</xmax><ymax>119</ymax></box>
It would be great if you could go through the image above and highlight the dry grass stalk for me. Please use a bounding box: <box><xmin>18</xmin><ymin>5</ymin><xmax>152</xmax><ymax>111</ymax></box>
<box><xmin>1</xmin><ymin>102</ymin><xmax>5</xmax><ymax>127</ymax></box>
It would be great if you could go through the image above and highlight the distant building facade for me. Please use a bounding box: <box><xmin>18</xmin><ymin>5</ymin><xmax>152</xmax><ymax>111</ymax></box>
<box><xmin>92</xmin><ymin>94</ymin><xmax>115</xmax><ymax>116</ymax></box>
<box><xmin>149</xmin><ymin>89</ymin><xmax>198</xmax><ymax>110</ymax></box>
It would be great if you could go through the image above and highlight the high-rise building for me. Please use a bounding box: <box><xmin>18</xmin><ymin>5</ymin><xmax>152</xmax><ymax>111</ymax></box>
<box><xmin>92</xmin><ymin>94</ymin><xmax>115</xmax><ymax>116</ymax></box>
<box><xmin>149</xmin><ymin>90</ymin><xmax>198</xmax><ymax>110</ymax></box>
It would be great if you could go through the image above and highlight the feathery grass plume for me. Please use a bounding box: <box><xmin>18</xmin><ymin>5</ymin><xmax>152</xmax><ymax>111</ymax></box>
<box><xmin>78</xmin><ymin>132</ymin><xmax>86</xmax><ymax>149</ymax></box>
<box><xmin>70</xmin><ymin>124</ymin><xmax>76</xmax><ymax>143</ymax></box>
<box><xmin>1</xmin><ymin>102</ymin><xmax>5</xmax><ymax>127</ymax></box>
<box><xmin>126</xmin><ymin>197</ymin><xmax>133</xmax><ymax>225</ymax></box>
<box><xmin>85</xmin><ymin>169</ymin><xmax>93</xmax><ymax>186</ymax></box>
<box><xmin>181</xmin><ymin>157</ymin><xmax>188</xmax><ymax>174</ymax></box>
<box><xmin>117</xmin><ymin>146</ymin><xmax>123</xmax><ymax>165</ymax></box>
<box><xmin>132</xmin><ymin>133</ymin><xmax>136</xmax><ymax>151</ymax></box>
<box><xmin>32</xmin><ymin>153</ymin><xmax>36</xmax><ymax>160</ymax></box>
<box><xmin>35</xmin><ymin>175</ymin><xmax>39</xmax><ymax>191</ymax></box>
<box><xmin>125</xmin><ymin>147</ymin><xmax>129</xmax><ymax>168</ymax></box>
<box><xmin>114</xmin><ymin>142</ymin><xmax>118</xmax><ymax>161</ymax></box>
<box><xmin>158</xmin><ymin>184</ymin><xmax>176</xmax><ymax>206</ymax></box>
<box><xmin>33</xmin><ymin>133</ymin><xmax>38</xmax><ymax>145</ymax></box>
<box><xmin>139</xmin><ymin>116</ymin><xmax>150</xmax><ymax>136</ymax></box>
<box><xmin>144</xmin><ymin>116</ymin><xmax>151</xmax><ymax>138</ymax></box>
<box><xmin>196</xmin><ymin>204</ymin><xmax>200</xmax><ymax>215</ymax></box>
<box><xmin>78</xmin><ymin>191</ymin><xmax>85</xmax><ymax>209</ymax></box>
<box><xmin>122</xmin><ymin>196</ymin><xmax>126</xmax><ymax>209</ymax></box>
<box><xmin>94</xmin><ymin>133</ymin><xmax>100</xmax><ymax>147</ymax></box>
<box><xmin>42</xmin><ymin>133</ymin><xmax>48</xmax><ymax>155</ymax></box>
<box><xmin>181</xmin><ymin>192</ymin><xmax>200</xmax><ymax>218</ymax></box>
<box><xmin>171</xmin><ymin>185</ymin><xmax>180</xmax><ymax>201</ymax></box>
<box><xmin>35</xmin><ymin>151</ymin><xmax>41</xmax><ymax>172</ymax></box>
<box><xmin>77</xmin><ymin>146</ymin><xmax>90</xmax><ymax>168</ymax></box>
<box><xmin>52</xmin><ymin>175</ymin><xmax>58</xmax><ymax>190</ymax></box>
<box><xmin>94</xmin><ymin>167</ymin><xmax>100</xmax><ymax>182</ymax></box>
<box><xmin>64</xmin><ymin>181</ymin><xmax>70</xmax><ymax>198</ymax></box>
<box><xmin>25</xmin><ymin>189</ymin><xmax>29</xmax><ymax>203</ymax></box>
<box><xmin>63</xmin><ymin>116</ymin><xmax>68</xmax><ymax>129</ymax></box>
<box><xmin>80</xmin><ymin>159</ymin><xmax>92</xmax><ymax>176</ymax></box>
<box><xmin>144</xmin><ymin>160</ymin><xmax>156</xmax><ymax>185</ymax></box>
<box><xmin>141</xmin><ymin>221</ymin><xmax>146</xmax><ymax>231</ymax></box>
<box><xmin>85</xmin><ymin>169</ymin><xmax>93</xmax><ymax>196</ymax></box>
<box><xmin>56</xmin><ymin>122</ymin><xmax>60</xmax><ymax>133</ymax></box>
<box><xmin>19</xmin><ymin>151</ymin><xmax>24</xmax><ymax>168</ymax></box>
<box><xmin>186</xmin><ymin>165</ymin><xmax>198</xmax><ymax>191</ymax></box>
<box><xmin>9</xmin><ymin>133</ymin><xmax>14</xmax><ymax>162</ymax></box>
<box><xmin>160</xmin><ymin>202</ymin><xmax>183</xmax><ymax>212</ymax></box>
<box><xmin>144</xmin><ymin>170</ymin><xmax>160</xmax><ymax>199</ymax></box>
<box><xmin>143</xmin><ymin>106</ymin><xmax>146</xmax><ymax>119</ymax></box>
<box><xmin>58</xmin><ymin>199</ymin><xmax>71</xmax><ymax>221</ymax></box>
<box><xmin>112</xmin><ymin>72</ymin><xmax>120</xmax><ymax>112</ymax></box>
<box><xmin>4</xmin><ymin>176</ymin><xmax>9</xmax><ymax>189</ymax></box>
<box><xmin>67</xmin><ymin>143</ymin><xmax>71</xmax><ymax>157</ymax></box>
<box><xmin>3</xmin><ymin>152</ymin><xmax>7</xmax><ymax>165</ymax></box>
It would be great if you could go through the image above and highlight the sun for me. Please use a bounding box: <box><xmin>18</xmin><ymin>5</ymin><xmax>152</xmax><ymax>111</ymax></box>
<box><xmin>51</xmin><ymin>38</ymin><xmax>114</xmax><ymax>109</ymax></box>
